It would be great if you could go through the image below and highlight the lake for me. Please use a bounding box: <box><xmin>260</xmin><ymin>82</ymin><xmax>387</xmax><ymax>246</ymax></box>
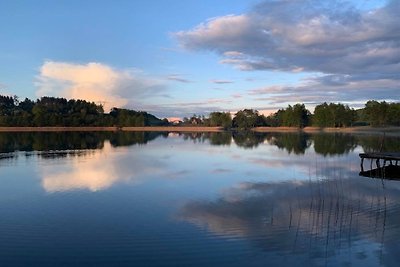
<box><xmin>0</xmin><ymin>131</ymin><xmax>399</xmax><ymax>266</ymax></box>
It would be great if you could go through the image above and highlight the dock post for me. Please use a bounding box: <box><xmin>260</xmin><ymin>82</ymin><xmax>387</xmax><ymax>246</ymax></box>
<box><xmin>360</xmin><ymin>158</ymin><xmax>364</xmax><ymax>172</ymax></box>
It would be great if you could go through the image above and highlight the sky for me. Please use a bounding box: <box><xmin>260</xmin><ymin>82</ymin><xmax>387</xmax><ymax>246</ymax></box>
<box><xmin>0</xmin><ymin>0</ymin><xmax>398</xmax><ymax>119</ymax></box>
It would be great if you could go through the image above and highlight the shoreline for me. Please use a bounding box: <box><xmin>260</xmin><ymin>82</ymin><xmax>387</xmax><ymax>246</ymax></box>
<box><xmin>0</xmin><ymin>126</ymin><xmax>224</xmax><ymax>132</ymax></box>
<box><xmin>0</xmin><ymin>126</ymin><xmax>399</xmax><ymax>135</ymax></box>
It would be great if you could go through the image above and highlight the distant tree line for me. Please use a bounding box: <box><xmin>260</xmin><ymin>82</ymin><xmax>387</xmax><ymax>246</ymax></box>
<box><xmin>1</xmin><ymin>94</ymin><xmax>399</xmax><ymax>128</ymax></box>
<box><xmin>312</xmin><ymin>103</ymin><xmax>357</xmax><ymax>127</ymax></box>
<box><xmin>265</xmin><ymin>104</ymin><xmax>311</xmax><ymax>128</ymax></box>
<box><xmin>261</xmin><ymin>101</ymin><xmax>398</xmax><ymax>128</ymax></box>
<box><xmin>362</xmin><ymin>100</ymin><xmax>400</xmax><ymax>127</ymax></box>
<box><xmin>181</xmin><ymin>101</ymin><xmax>400</xmax><ymax>129</ymax></box>
<box><xmin>0</xmin><ymin>95</ymin><xmax>167</xmax><ymax>127</ymax></box>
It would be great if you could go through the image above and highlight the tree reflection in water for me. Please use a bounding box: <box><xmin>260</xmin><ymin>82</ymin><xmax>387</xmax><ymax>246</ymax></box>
<box><xmin>0</xmin><ymin>130</ymin><xmax>399</xmax><ymax>265</ymax></box>
<box><xmin>1</xmin><ymin>131</ymin><xmax>399</xmax><ymax>160</ymax></box>
<box><xmin>0</xmin><ymin>131</ymin><xmax>166</xmax><ymax>160</ymax></box>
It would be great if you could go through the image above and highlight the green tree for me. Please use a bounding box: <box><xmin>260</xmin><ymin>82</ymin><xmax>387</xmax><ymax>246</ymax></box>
<box><xmin>313</xmin><ymin>102</ymin><xmax>330</xmax><ymax>127</ymax></box>
<box><xmin>313</xmin><ymin>102</ymin><xmax>356</xmax><ymax>128</ymax></box>
<box><xmin>293</xmin><ymin>103</ymin><xmax>310</xmax><ymax>127</ymax></box>
<box><xmin>364</xmin><ymin>100</ymin><xmax>389</xmax><ymax>126</ymax></box>
<box><xmin>280</xmin><ymin>104</ymin><xmax>310</xmax><ymax>127</ymax></box>
<box><xmin>209</xmin><ymin>112</ymin><xmax>232</xmax><ymax>129</ymax></box>
<box><xmin>265</xmin><ymin>109</ymin><xmax>285</xmax><ymax>127</ymax></box>
<box><xmin>387</xmin><ymin>103</ymin><xmax>400</xmax><ymax>126</ymax></box>
<box><xmin>232</xmin><ymin>109</ymin><xmax>264</xmax><ymax>129</ymax></box>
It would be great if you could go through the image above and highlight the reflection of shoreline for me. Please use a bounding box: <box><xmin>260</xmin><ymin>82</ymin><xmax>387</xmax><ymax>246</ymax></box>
<box><xmin>254</xmin><ymin>126</ymin><xmax>400</xmax><ymax>136</ymax></box>
<box><xmin>1</xmin><ymin>132</ymin><xmax>399</xmax><ymax>160</ymax></box>
<box><xmin>0</xmin><ymin>150</ymin><xmax>98</xmax><ymax>163</ymax></box>
<box><xmin>0</xmin><ymin>126</ymin><xmax>122</xmax><ymax>132</ymax></box>
<box><xmin>0</xmin><ymin>131</ymin><xmax>165</xmax><ymax>155</ymax></box>
<box><xmin>180</xmin><ymin>132</ymin><xmax>400</xmax><ymax>156</ymax></box>
<box><xmin>0</xmin><ymin>126</ymin><xmax>223</xmax><ymax>132</ymax></box>
<box><xmin>1</xmin><ymin>126</ymin><xmax>400</xmax><ymax>136</ymax></box>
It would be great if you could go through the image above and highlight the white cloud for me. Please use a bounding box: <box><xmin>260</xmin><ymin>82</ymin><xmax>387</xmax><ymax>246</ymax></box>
<box><xmin>176</xmin><ymin>0</ymin><xmax>400</xmax><ymax>76</ymax></box>
<box><xmin>36</xmin><ymin>61</ymin><xmax>165</xmax><ymax>112</ymax></box>
<box><xmin>175</xmin><ymin>15</ymin><xmax>254</xmax><ymax>51</ymax></box>
<box><xmin>223</xmin><ymin>51</ymin><xmax>244</xmax><ymax>57</ymax></box>
<box><xmin>175</xmin><ymin>0</ymin><xmax>400</xmax><ymax>107</ymax></box>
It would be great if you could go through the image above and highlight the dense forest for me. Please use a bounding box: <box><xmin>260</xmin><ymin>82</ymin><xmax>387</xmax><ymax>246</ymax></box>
<box><xmin>0</xmin><ymin>95</ymin><xmax>167</xmax><ymax>127</ymax></box>
<box><xmin>196</xmin><ymin>101</ymin><xmax>400</xmax><ymax>129</ymax></box>
<box><xmin>0</xmin><ymin>94</ymin><xmax>399</xmax><ymax>128</ymax></box>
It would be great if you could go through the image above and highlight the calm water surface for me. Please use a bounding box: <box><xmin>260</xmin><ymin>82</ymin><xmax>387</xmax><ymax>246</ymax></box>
<box><xmin>0</xmin><ymin>131</ymin><xmax>399</xmax><ymax>266</ymax></box>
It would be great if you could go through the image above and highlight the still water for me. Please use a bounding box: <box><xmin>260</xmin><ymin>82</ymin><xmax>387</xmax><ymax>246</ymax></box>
<box><xmin>0</xmin><ymin>131</ymin><xmax>399</xmax><ymax>266</ymax></box>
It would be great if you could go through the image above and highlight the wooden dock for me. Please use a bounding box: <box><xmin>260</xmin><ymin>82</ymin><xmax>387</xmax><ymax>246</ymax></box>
<box><xmin>359</xmin><ymin>152</ymin><xmax>400</xmax><ymax>179</ymax></box>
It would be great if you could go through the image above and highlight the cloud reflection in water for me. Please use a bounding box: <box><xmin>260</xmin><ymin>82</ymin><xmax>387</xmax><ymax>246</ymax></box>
<box><xmin>41</xmin><ymin>141</ymin><xmax>164</xmax><ymax>192</ymax></box>
<box><xmin>180</xmin><ymin>172</ymin><xmax>400</xmax><ymax>266</ymax></box>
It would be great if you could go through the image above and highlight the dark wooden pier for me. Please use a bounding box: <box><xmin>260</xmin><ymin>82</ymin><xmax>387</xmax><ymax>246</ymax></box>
<box><xmin>359</xmin><ymin>152</ymin><xmax>400</xmax><ymax>179</ymax></box>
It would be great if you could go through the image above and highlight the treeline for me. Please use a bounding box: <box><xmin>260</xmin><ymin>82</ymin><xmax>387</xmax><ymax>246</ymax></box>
<box><xmin>1</xmin><ymin>94</ymin><xmax>399</xmax><ymax>128</ymax></box>
<box><xmin>269</xmin><ymin>101</ymin><xmax>400</xmax><ymax>128</ymax></box>
<box><xmin>182</xmin><ymin>101</ymin><xmax>400</xmax><ymax>129</ymax></box>
<box><xmin>265</xmin><ymin>103</ymin><xmax>357</xmax><ymax>128</ymax></box>
<box><xmin>361</xmin><ymin>100</ymin><xmax>400</xmax><ymax>126</ymax></box>
<box><xmin>0</xmin><ymin>95</ymin><xmax>167</xmax><ymax>127</ymax></box>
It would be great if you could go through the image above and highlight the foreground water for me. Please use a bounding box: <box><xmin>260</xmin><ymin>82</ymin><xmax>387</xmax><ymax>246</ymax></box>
<box><xmin>0</xmin><ymin>131</ymin><xmax>399</xmax><ymax>266</ymax></box>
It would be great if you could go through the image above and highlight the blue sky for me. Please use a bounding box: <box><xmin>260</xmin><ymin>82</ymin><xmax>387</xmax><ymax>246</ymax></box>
<box><xmin>0</xmin><ymin>0</ymin><xmax>398</xmax><ymax>119</ymax></box>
